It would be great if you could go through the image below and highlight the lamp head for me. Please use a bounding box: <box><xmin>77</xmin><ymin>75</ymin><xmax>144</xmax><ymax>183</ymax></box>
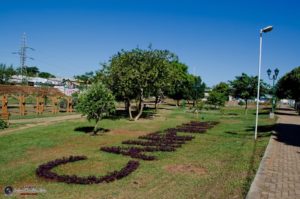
<box><xmin>267</xmin><ymin>68</ymin><xmax>272</xmax><ymax>77</ymax></box>
<box><xmin>274</xmin><ymin>68</ymin><xmax>279</xmax><ymax>77</ymax></box>
<box><xmin>262</xmin><ymin>26</ymin><xmax>273</xmax><ymax>33</ymax></box>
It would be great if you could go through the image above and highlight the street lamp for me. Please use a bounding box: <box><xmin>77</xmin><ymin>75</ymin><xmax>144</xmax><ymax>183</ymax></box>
<box><xmin>267</xmin><ymin>68</ymin><xmax>279</xmax><ymax>117</ymax></box>
<box><xmin>254</xmin><ymin>25</ymin><xmax>273</xmax><ymax>140</ymax></box>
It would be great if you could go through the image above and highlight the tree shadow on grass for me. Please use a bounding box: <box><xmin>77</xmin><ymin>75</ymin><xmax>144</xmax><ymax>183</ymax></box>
<box><xmin>109</xmin><ymin>109</ymin><xmax>156</xmax><ymax>120</ymax></box>
<box><xmin>109</xmin><ymin>110</ymin><xmax>130</xmax><ymax>120</ymax></box>
<box><xmin>224</xmin><ymin>124</ymin><xmax>274</xmax><ymax>138</ymax></box>
<box><xmin>244</xmin><ymin>125</ymin><xmax>274</xmax><ymax>138</ymax></box>
<box><xmin>252</xmin><ymin>111</ymin><xmax>270</xmax><ymax>115</ymax></box>
<box><xmin>74</xmin><ymin>126</ymin><xmax>110</xmax><ymax>135</ymax></box>
<box><xmin>226</xmin><ymin>113</ymin><xmax>239</xmax><ymax>116</ymax></box>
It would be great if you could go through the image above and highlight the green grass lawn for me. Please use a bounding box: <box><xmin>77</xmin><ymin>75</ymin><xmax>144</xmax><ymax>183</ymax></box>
<box><xmin>0</xmin><ymin>105</ymin><xmax>274</xmax><ymax>198</ymax></box>
<box><xmin>9</xmin><ymin>111</ymin><xmax>77</xmax><ymax>120</ymax></box>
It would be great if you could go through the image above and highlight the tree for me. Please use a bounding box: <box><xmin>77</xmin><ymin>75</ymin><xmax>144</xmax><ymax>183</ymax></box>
<box><xmin>17</xmin><ymin>66</ymin><xmax>40</xmax><ymax>77</ymax></box>
<box><xmin>0</xmin><ymin>63</ymin><xmax>16</xmax><ymax>84</ymax></box>
<box><xmin>166</xmin><ymin>61</ymin><xmax>189</xmax><ymax>106</ymax></box>
<box><xmin>76</xmin><ymin>82</ymin><xmax>116</xmax><ymax>135</ymax></box>
<box><xmin>147</xmin><ymin>50</ymin><xmax>178</xmax><ymax>110</ymax></box>
<box><xmin>276</xmin><ymin>66</ymin><xmax>300</xmax><ymax>101</ymax></box>
<box><xmin>213</xmin><ymin>82</ymin><xmax>230</xmax><ymax>100</ymax></box>
<box><xmin>206</xmin><ymin>82</ymin><xmax>229</xmax><ymax>108</ymax></box>
<box><xmin>102</xmin><ymin>47</ymin><xmax>177</xmax><ymax>121</ymax></box>
<box><xmin>185</xmin><ymin>75</ymin><xmax>206</xmax><ymax>107</ymax></box>
<box><xmin>38</xmin><ymin>72</ymin><xmax>56</xmax><ymax>78</ymax></box>
<box><xmin>74</xmin><ymin>71</ymin><xmax>94</xmax><ymax>89</ymax></box>
<box><xmin>207</xmin><ymin>90</ymin><xmax>227</xmax><ymax>108</ymax></box>
<box><xmin>230</xmin><ymin>73</ymin><xmax>268</xmax><ymax>111</ymax></box>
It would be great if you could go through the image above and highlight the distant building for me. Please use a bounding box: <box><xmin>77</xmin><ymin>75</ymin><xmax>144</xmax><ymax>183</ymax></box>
<box><xmin>8</xmin><ymin>75</ymin><xmax>80</xmax><ymax>96</ymax></box>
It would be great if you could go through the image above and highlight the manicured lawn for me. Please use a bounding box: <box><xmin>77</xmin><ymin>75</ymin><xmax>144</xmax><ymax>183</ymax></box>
<box><xmin>0</xmin><ymin>105</ymin><xmax>274</xmax><ymax>198</ymax></box>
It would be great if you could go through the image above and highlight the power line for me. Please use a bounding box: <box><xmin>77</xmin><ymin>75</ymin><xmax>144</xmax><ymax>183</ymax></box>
<box><xmin>12</xmin><ymin>32</ymin><xmax>35</xmax><ymax>82</ymax></box>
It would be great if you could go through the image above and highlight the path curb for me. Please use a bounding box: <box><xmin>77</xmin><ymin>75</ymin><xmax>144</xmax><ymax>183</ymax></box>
<box><xmin>246</xmin><ymin>132</ymin><xmax>275</xmax><ymax>199</ymax></box>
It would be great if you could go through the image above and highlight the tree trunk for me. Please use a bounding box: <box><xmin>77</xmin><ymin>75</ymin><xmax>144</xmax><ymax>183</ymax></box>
<box><xmin>134</xmin><ymin>89</ymin><xmax>144</xmax><ymax>121</ymax></box>
<box><xmin>138</xmin><ymin>99</ymin><xmax>142</xmax><ymax>112</ymax></box>
<box><xmin>155</xmin><ymin>95</ymin><xmax>159</xmax><ymax>111</ymax></box>
<box><xmin>176</xmin><ymin>99</ymin><xmax>180</xmax><ymax>107</ymax></box>
<box><xmin>125</xmin><ymin>100</ymin><xmax>129</xmax><ymax>111</ymax></box>
<box><xmin>93</xmin><ymin>119</ymin><xmax>99</xmax><ymax>135</ymax></box>
<box><xmin>193</xmin><ymin>100</ymin><xmax>196</xmax><ymax>107</ymax></box>
<box><xmin>245</xmin><ymin>100</ymin><xmax>248</xmax><ymax>115</ymax></box>
<box><xmin>134</xmin><ymin>100</ymin><xmax>144</xmax><ymax>121</ymax></box>
<box><xmin>127</xmin><ymin>99</ymin><xmax>133</xmax><ymax>120</ymax></box>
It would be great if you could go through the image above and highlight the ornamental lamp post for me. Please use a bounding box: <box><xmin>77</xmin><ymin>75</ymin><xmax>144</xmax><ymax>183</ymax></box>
<box><xmin>267</xmin><ymin>68</ymin><xmax>279</xmax><ymax>118</ymax></box>
<box><xmin>254</xmin><ymin>25</ymin><xmax>273</xmax><ymax>140</ymax></box>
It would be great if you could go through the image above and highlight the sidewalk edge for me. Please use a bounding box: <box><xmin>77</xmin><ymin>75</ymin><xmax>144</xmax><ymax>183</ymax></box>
<box><xmin>246</xmin><ymin>132</ymin><xmax>275</xmax><ymax>199</ymax></box>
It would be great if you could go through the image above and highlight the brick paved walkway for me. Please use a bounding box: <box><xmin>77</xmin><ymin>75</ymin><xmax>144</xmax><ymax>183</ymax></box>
<box><xmin>247</xmin><ymin>107</ymin><xmax>300</xmax><ymax>199</ymax></box>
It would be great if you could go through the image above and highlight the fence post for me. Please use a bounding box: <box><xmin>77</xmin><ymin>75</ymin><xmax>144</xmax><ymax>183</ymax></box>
<box><xmin>1</xmin><ymin>95</ymin><xmax>9</xmax><ymax>120</ymax></box>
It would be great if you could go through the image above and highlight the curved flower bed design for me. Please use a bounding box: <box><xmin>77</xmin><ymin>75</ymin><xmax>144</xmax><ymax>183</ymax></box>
<box><xmin>36</xmin><ymin>121</ymin><xmax>218</xmax><ymax>185</ymax></box>
<box><xmin>100</xmin><ymin>121</ymin><xmax>219</xmax><ymax>161</ymax></box>
<box><xmin>36</xmin><ymin>156</ymin><xmax>139</xmax><ymax>184</ymax></box>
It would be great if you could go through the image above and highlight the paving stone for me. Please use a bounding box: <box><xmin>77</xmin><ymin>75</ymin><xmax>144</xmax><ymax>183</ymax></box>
<box><xmin>246</xmin><ymin>106</ymin><xmax>300</xmax><ymax>199</ymax></box>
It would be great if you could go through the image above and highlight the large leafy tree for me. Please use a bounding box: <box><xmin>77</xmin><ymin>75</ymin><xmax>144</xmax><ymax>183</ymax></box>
<box><xmin>186</xmin><ymin>75</ymin><xmax>206</xmax><ymax>107</ymax></box>
<box><xmin>230</xmin><ymin>73</ymin><xmax>268</xmax><ymax>110</ymax></box>
<box><xmin>207</xmin><ymin>90</ymin><xmax>227</xmax><ymax>108</ymax></box>
<box><xmin>148</xmin><ymin>50</ymin><xmax>178</xmax><ymax>109</ymax></box>
<box><xmin>276</xmin><ymin>66</ymin><xmax>300</xmax><ymax>101</ymax></box>
<box><xmin>76</xmin><ymin>82</ymin><xmax>116</xmax><ymax>134</ymax></box>
<box><xmin>207</xmin><ymin>82</ymin><xmax>230</xmax><ymax>108</ymax></box>
<box><xmin>213</xmin><ymin>82</ymin><xmax>230</xmax><ymax>100</ymax></box>
<box><xmin>38</xmin><ymin>72</ymin><xmax>56</xmax><ymax>78</ymax></box>
<box><xmin>17</xmin><ymin>66</ymin><xmax>40</xmax><ymax>77</ymax></box>
<box><xmin>166</xmin><ymin>61</ymin><xmax>190</xmax><ymax>106</ymax></box>
<box><xmin>102</xmin><ymin>47</ymin><xmax>177</xmax><ymax>121</ymax></box>
<box><xmin>0</xmin><ymin>63</ymin><xmax>16</xmax><ymax>84</ymax></box>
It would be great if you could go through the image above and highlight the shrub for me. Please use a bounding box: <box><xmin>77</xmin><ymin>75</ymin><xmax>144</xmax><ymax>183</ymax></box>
<box><xmin>0</xmin><ymin>119</ymin><xmax>8</xmax><ymax>129</ymax></box>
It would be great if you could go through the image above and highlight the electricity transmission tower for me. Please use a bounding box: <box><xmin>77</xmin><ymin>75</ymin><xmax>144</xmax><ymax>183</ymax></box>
<box><xmin>12</xmin><ymin>33</ymin><xmax>34</xmax><ymax>83</ymax></box>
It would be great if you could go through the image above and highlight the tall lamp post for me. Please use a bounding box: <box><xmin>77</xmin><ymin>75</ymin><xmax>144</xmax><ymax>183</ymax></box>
<box><xmin>255</xmin><ymin>25</ymin><xmax>273</xmax><ymax>140</ymax></box>
<box><xmin>267</xmin><ymin>68</ymin><xmax>279</xmax><ymax>118</ymax></box>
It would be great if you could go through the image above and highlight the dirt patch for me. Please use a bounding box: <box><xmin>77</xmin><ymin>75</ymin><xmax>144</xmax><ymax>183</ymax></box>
<box><xmin>131</xmin><ymin>175</ymin><xmax>155</xmax><ymax>188</ymax></box>
<box><xmin>164</xmin><ymin>164</ymin><xmax>207</xmax><ymax>176</ymax></box>
<box><xmin>110</xmin><ymin>129</ymin><xmax>149</xmax><ymax>136</ymax></box>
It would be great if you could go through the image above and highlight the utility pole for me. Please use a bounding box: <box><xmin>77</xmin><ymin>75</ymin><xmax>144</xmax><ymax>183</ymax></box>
<box><xmin>12</xmin><ymin>33</ymin><xmax>34</xmax><ymax>84</ymax></box>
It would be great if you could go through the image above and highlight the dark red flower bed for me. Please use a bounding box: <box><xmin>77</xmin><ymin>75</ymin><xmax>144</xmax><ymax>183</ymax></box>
<box><xmin>101</xmin><ymin>121</ymin><xmax>219</xmax><ymax>160</ymax></box>
<box><xmin>122</xmin><ymin>140</ymin><xmax>184</xmax><ymax>146</ymax></box>
<box><xmin>101</xmin><ymin>146</ymin><xmax>156</xmax><ymax>160</ymax></box>
<box><xmin>36</xmin><ymin>120</ymin><xmax>218</xmax><ymax>185</ymax></box>
<box><xmin>172</xmin><ymin>121</ymin><xmax>220</xmax><ymax>133</ymax></box>
<box><xmin>36</xmin><ymin>156</ymin><xmax>139</xmax><ymax>184</ymax></box>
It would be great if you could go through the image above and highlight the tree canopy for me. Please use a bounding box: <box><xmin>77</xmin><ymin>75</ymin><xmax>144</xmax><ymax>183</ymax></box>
<box><xmin>276</xmin><ymin>66</ymin><xmax>300</xmax><ymax>101</ymax></box>
<box><xmin>0</xmin><ymin>63</ymin><xmax>16</xmax><ymax>84</ymax></box>
<box><xmin>76</xmin><ymin>82</ymin><xmax>116</xmax><ymax>134</ymax></box>
<box><xmin>38</xmin><ymin>72</ymin><xmax>56</xmax><ymax>78</ymax></box>
<box><xmin>207</xmin><ymin>82</ymin><xmax>230</xmax><ymax>108</ymax></box>
<box><xmin>16</xmin><ymin>66</ymin><xmax>40</xmax><ymax>77</ymax></box>
<box><xmin>101</xmin><ymin>47</ymin><xmax>179</xmax><ymax>120</ymax></box>
<box><xmin>230</xmin><ymin>73</ymin><xmax>269</xmax><ymax>109</ymax></box>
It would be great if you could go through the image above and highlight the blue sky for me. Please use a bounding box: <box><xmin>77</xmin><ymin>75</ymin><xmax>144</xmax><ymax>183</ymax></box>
<box><xmin>0</xmin><ymin>0</ymin><xmax>299</xmax><ymax>86</ymax></box>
